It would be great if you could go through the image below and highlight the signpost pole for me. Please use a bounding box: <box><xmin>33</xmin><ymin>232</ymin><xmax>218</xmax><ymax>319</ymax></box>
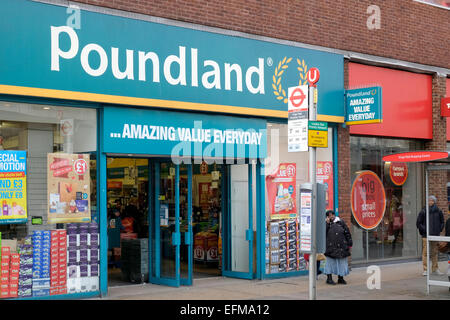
<box><xmin>308</xmin><ymin>86</ymin><xmax>317</xmax><ymax>300</ymax></box>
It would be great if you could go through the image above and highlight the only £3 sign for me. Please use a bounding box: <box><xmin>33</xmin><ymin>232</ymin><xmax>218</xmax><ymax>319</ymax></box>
<box><xmin>0</xmin><ymin>150</ymin><xmax>27</xmax><ymax>224</ymax></box>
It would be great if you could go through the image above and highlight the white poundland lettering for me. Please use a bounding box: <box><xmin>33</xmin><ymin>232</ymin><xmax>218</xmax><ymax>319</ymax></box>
<box><xmin>50</xmin><ymin>26</ymin><xmax>265</xmax><ymax>94</ymax></box>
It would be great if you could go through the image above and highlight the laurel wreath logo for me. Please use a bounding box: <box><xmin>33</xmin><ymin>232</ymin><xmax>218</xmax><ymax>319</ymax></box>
<box><xmin>297</xmin><ymin>58</ymin><xmax>308</xmax><ymax>86</ymax></box>
<box><xmin>272</xmin><ymin>57</ymin><xmax>309</xmax><ymax>104</ymax></box>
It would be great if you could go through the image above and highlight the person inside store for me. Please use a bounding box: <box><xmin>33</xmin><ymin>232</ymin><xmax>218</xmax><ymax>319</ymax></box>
<box><xmin>324</xmin><ymin>210</ymin><xmax>353</xmax><ymax>285</ymax></box>
<box><xmin>122</xmin><ymin>197</ymin><xmax>139</xmax><ymax>235</ymax></box>
<box><xmin>114</xmin><ymin>199</ymin><xmax>123</xmax><ymax>216</ymax></box>
<box><xmin>108</xmin><ymin>206</ymin><xmax>124</xmax><ymax>268</ymax></box>
<box><xmin>390</xmin><ymin>196</ymin><xmax>404</xmax><ymax>253</ymax></box>
<box><xmin>416</xmin><ymin>195</ymin><xmax>444</xmax><ymax>276</ymax></box>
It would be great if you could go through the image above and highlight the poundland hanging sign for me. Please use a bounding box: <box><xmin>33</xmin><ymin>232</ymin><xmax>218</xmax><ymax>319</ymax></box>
<box><xmin>0</xmin><ymin>0</ymin><xmax>344</xmax><ymax>121</ymax></box>
<box><xmin>345</xmin><ymin>87</ymin><xmax>382</xmax><ymax>125</ymax></box>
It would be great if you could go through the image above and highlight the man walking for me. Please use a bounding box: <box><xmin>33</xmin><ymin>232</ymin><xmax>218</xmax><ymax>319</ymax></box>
<box><xmin>416</xmin><ymin>195</ymin><xmax>444</xmax><ymax>276</ymax></box>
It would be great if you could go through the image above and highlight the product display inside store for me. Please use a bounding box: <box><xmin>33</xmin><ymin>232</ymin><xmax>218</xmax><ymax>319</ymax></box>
<box><xmin>0</xmin><ymin>101</ymin><xmax>98</xmax><ymax>298</ymax></box>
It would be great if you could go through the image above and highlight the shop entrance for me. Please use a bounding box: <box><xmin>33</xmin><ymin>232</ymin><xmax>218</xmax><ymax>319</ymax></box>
<box><xmin>106</xmin><ymin>156</ymin><xmax>255</xmax><ymax>288</ymax></box>
<box><xmin>106</xmin><ymin>157</ymin><xmax>150</xmax><ymax>286</ymax></box>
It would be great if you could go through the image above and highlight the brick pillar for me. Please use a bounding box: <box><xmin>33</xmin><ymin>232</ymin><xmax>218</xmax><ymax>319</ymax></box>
<box><xmin>338</xmin><ymin>60</ymin><xmax>352</xmax><ymax>262</ymax></box>
<box><xmin>425</xmin><ymin>74</ymin><xmax>448</xmax><ymax>223</ymax></box>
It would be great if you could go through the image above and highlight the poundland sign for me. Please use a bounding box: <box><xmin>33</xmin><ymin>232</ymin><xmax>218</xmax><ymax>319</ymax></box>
<box><xmin>51</xmin><ymin>26</ymin><xmax>265</xmax><ymax>95</ymax></box>
<box><xmin>0</xmin><ymin>0</ymin><xmax>344</xmax><ymax>120</ymax></box>
<box><xmin>345</xmin><ymin>87</ymin><xmax>383</xmax><ymax>125</ymax></box>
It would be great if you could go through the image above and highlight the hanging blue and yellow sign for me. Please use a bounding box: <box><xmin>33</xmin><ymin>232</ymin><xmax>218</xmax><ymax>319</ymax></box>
<box><xmin>345</xmin><ymin>87</ymin><xmax>383</xmax><ymax>125</ymax></box>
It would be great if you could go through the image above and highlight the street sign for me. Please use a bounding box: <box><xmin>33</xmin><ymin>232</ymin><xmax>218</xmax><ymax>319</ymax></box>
<box><xmin>299</xmin><ymin>185</ymin><xmax>312</xmax><ymax>253</ymax></box>
<box><xmin>288</xmin><ymin>85</ymin><xmax>309</xmax><ymax>152</ymax></box>
<box><xmin>307</xmin><ymin>121</ymin><xmax>328</xmax><ymax>148</ymax></box>
<box><xmin>345</xmin><ymin>86</ymin><xmax>382</xmax><ymax>125</ymax></box>
<box><xmin>306</xmin><ymin>68</ymin><xmax>320</xmax><ymax>87</ymax></box>
<box><xmin>441</xmin><ymin>97</ymin><xmax>450</xmax><ymax>117</ymax></box>
<box><xmin>288</xmin><ymin>86</ymin><xmax>309</xmax><ymax>112</ymax></box>
<box><xmin>382</xmin><ymin>151</ymin><xmax>449</xmax><ymax>163</ymax></box>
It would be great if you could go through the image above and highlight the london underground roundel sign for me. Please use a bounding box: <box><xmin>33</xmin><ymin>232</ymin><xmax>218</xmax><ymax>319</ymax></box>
<box><xmin>351</xmin><ymin>171</ymin><xmax>386</xmax><ymax>230</ymax></box>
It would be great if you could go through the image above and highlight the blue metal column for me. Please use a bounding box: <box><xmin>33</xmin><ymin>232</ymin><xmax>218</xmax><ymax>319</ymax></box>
<box><xmin>333</xmin><ymin>124</ymin><xmax>339</xmax><ymax>215</ymax></box>
<box><xmin>255</xmin><ymin>161</ymin><xmax>261</xmax><ymax>279</ymax></box>
<box><xmin>256</xmin><ymin>160</ymin><xmax>266</xmax><ymax>279</ymax></box>
<box><xmin>98</xmin><ymin>107</ymin><xmax>108</xmax><ymax>297</ymax></box>
<box><xmin>226</xmin><ymin>165</ymin><xmax>231</xmax><ymax>271</ymax></box>
<box><xmin>148</xmin><ymin>161</ymin><xmax>153</xmax><ymax>281</ymax></box>
<box><xmin>154</xmin><ymin>162</ymin><xmax>160</xmax><ymax>278</ymax></box>
<box><xmin>247</xmin><ymin>163</ymin><xmax>254</xmax><ymax>278</ymax></box>
<box><xmin>187</xmin><ymin>163</ymin><xmax>193</xmax><ymax>285</ymax></box>
<box><xmin>220</xmin><ymin>164</ymin><xmax>227</xmax><ymax>273</ymax></box>
<box><xmin>174</xmin><ymin>164</ymin><xmax>181</xmax><ymax>283</ymax></box>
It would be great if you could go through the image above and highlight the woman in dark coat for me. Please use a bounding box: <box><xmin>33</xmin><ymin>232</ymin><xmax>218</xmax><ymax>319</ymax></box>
<box><xmin>324</xmin><ymin>210</ymin><xmax>353</xmax><ymax>285</ymax></box>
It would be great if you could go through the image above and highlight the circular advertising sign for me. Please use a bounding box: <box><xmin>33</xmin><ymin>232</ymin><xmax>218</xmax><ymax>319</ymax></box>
<box><xmin>389</xmin><ymin>162</ymin><xmax>408</xmax><ymax>186</ymax></box>
<box><xmin>351</xmin><ymin>171</ymin><xmax>386</xmax><ymax>230</ymax></box>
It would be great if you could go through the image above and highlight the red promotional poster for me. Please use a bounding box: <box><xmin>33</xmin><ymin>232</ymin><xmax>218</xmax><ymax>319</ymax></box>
<box><xmin>266</xmin><ymin>163</ymin><xmax>297</xmax><ymax>220</ymax></box>
<box><xmin>351</xmin><ymin>171</ymin><xmax>386</xmax><ymax>230</ymax></box>
<box><xmin>316</xmin><ymin>161</ymin><xmax>334</xmax><ymax>211</ymax></box>
<box><xmin>47</xmin><ymin>153</ymin><xmax>91</xmax><ymax>224</ymax></box>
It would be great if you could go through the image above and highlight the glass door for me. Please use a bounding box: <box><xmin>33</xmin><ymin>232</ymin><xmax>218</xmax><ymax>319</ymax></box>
<box><xmin>149</xmin><ymin>161</ymin><xmax>181</xmax><ymax>287</ymax></box>
<box><xmin>180</xmin><ymin>163</ymin><xmax>193</xmax><ymax>285</ymax></box>
<box><xmin>222</xmin><ymin>163</ymin><xmax>254</xmax><ymax>279</ymax></box>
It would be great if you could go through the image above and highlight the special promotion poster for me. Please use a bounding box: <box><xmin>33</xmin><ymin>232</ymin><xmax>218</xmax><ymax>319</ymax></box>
<box><xmin>47</xmin><ymin>153</ymin><xmax>91</xmax><ymax>224</ymax></box>
<box><xmin>266</xmin><ymin>163</ymin><xmax>297</xmax><ymax>220</ymax></box>
<box><xmin>0</xmin><ymin>150</ymin><xmax>27</xmax><ymax>224</ymax></box>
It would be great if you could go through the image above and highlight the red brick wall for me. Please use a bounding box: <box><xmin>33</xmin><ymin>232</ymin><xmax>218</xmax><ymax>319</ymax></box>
<box><xmin>338</xmin><ymin>60</ymin><xmax>351</xmax><ymax>227</ymax></box>
<box><xmin>73</xmin><ymin>0</ymin><xmax>450</xmax><ymax>69</ymax></box>
<box><xmin>426</xmin><ymin>75</ymin><xmax>449</xmax><ymax>224</ymax></box>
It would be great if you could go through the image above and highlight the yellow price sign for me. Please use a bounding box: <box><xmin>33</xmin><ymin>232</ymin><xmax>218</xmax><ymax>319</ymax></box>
<box><xmin>308</xmin><ymin>129</ymin><xmax>328</xmax><ymax>148</ymax></box>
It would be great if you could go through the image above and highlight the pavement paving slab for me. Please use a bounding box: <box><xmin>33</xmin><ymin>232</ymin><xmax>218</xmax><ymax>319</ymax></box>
<box><xmin>89</xmin><ymin>261</ymin><xmax>450</xmax><ymax>300</ymax></box>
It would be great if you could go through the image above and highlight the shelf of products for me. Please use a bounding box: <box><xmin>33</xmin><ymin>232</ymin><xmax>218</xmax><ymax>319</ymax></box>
<box><xmin>265</xmin><ymin>218</ymin><xmax>307</xmax><ymax>275</ymax></box>
<box><xmin>0</xmin><ymin>222</ymin><xmax>99</xmax><ymax>298</ymax></box>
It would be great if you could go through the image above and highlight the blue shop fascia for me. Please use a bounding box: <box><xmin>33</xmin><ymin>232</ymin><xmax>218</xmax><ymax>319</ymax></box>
<box><xmin>0</xmin><ymin>0</ymin><xmax>344</xmax><ymax>299</ymax></box>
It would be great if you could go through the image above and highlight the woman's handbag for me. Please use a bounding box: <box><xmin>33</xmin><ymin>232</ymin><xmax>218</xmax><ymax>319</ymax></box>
<box><xmin>316</xmin><ymin>253</ymin><xmax>326</xmax><ymax>261</ymax></box>
<box><xmin>438</xmin><ymin>241</ymin><xmax>449</xmax><ymax>253</ymax></box>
